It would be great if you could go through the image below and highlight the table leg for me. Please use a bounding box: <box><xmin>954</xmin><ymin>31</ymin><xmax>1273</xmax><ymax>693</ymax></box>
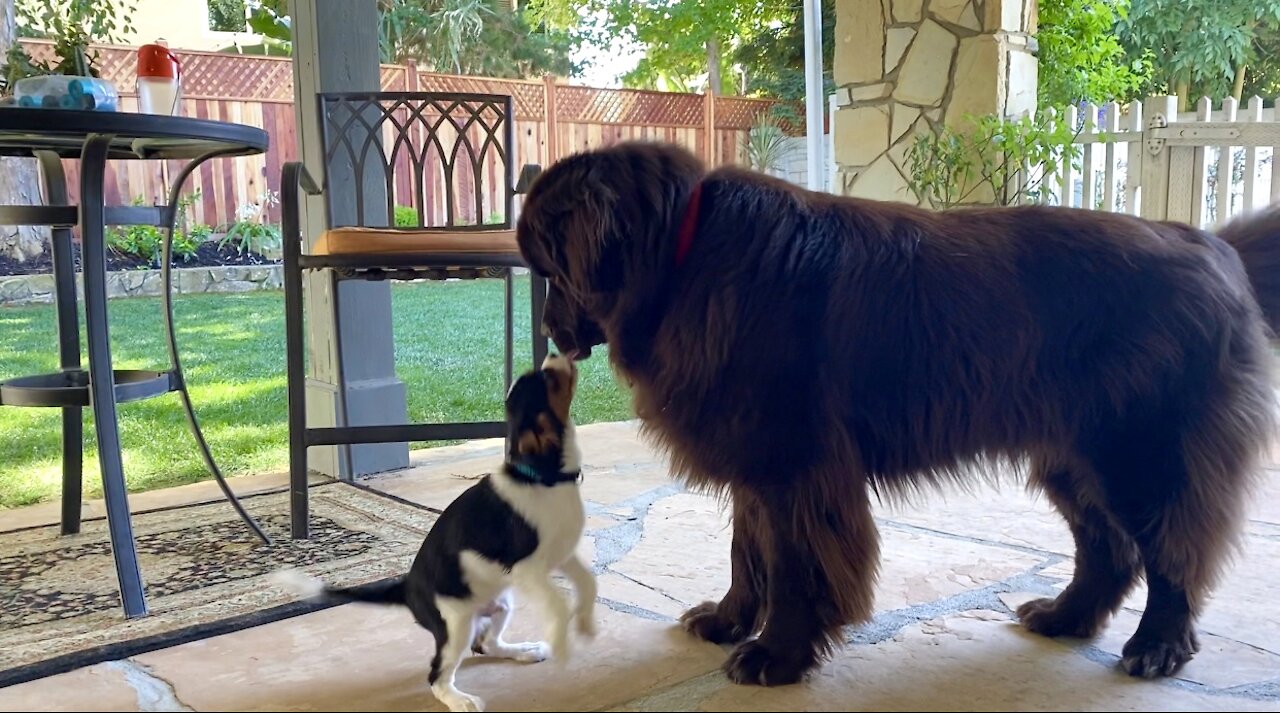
<box><xmin>80</xmin><ymin>134</ymin><xmax>148</xmax><ymax>619</ymax></box>
<box><xmin>160</xmin><ymin>154</ymin><xmax>270</xmax><ymax>545</ymax></box>
<box><xmin>35</xmin><ymin>151</ymin><xmax>84</xmax><ymax>537</ymax></box>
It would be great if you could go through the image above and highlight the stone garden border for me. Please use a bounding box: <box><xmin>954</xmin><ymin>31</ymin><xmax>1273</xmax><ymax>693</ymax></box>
<box><xmin>0</xmin><ymin>265</ymin><xmax>283</xmax><ymax>307</ymax></box>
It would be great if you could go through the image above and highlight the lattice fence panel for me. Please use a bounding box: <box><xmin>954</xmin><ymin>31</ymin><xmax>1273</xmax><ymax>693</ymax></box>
<box><xmin>556</xmin><ymin>86</ymin><xmax>705</xmax><ymax>127</ymax></box>
<box><xmin>715</xmin><ymin>97</ymin><xmax>774</xmax><ymax>129</ymax></box>
<box><xmin>182</xmin><ymin>52</ymin><xmax>295</xmax><ymax>100</ymax></box>
<box><xmin>20</xmin><ymin>40</ymin><xmax>298</xmax><ymax>101</ymax></box>
<box><xmin>380</xmin><ymin>66</ymin><xmax>409</xmax><ymax>91</ymax></box>
<box><xmin>715</xmin><ymin>96</ymin><xmax>807</xmax><ymax>135</ymax></box>
<box><xmin>416</xmin><ymin>73</ymin><xmax>545</xmax><ymax>121</ymax></box>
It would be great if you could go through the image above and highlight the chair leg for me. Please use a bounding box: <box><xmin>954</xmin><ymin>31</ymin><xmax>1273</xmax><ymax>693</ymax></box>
<box><xmin>504</xmin><ymin>269</ymin><xmax>515</xmax><ymax>386</ymax></box>
<box><xmin>531</xmin><ymin>273</ymin><xmax>548</xmax><ymax>366</ymax></box>
<box><xmin>330</xmin><ymin>270</ymin><xmax>356</xmax><ymax>479</ymax></box>
<box><xmin>284</xmin><ymin>256</ymin><xmax>309</xmax><ymax>539</ymax></box>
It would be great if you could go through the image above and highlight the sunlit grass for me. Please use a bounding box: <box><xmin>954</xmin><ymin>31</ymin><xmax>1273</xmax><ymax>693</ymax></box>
<box><xmin>0</xmin><ymin>276</ymin><xmax>632</xmax><ymax>509</ymax></box>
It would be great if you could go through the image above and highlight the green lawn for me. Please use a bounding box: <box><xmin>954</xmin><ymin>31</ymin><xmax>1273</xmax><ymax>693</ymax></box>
<box><xmin>0</xmin><ymin>277</ymin><xmax>633</xmax><ymax>509</ymax></box>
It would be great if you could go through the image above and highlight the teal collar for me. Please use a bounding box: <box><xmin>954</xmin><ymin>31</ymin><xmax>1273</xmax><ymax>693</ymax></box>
<box><xmin>507</xmin><ymin>460</ymin><xmax>582</xmax><ymax>487</ymax></box>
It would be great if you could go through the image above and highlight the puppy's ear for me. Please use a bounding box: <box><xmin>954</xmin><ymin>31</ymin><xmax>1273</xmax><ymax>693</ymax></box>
<box><xmin>516</xmin><ymin>412</ymin><xmax>562</xmax><ymax>457</ymax></box>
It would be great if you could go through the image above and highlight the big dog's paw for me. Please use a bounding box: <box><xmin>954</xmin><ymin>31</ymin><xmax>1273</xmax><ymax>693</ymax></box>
<box><xmin>680</xmin><ymin>601</ymin><xmax>751</xmax><ymax>645</ymax></box>
<box><xmin>723</xmin><ymin>640</ymin><xmax>814</xmax><ymax>687</ymax></box>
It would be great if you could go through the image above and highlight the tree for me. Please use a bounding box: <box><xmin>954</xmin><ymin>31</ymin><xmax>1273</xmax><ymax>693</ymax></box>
<box><xmin>380</xmin><ymin>0</ymin><xmax>574</xmax><ymax>77</ymax></box>
<box><xmin>0</xmin><ymin>1</ymin><xmax>44</xmax><ymax>262</ymax></box>
<box><xmin>597</xmin><ymin>0</ymin><xmax>779</xmax><ymax>95</ymax></box>
<box><xmin>1116</xmin><ymin>0</ymin><xmax>1280</xmax><ymax>108</ymax></box>
<box><xmin>730</xmin><ymin>0</ymin><xmax>833</xmax><ymax>101</ymax></box>
<box><xmin>208</xmin><ymin>0</ymin><xmax>247</xmax><ymax>32</ymax></box>
<box><xmin>1</xmin><ymin>0</ymin><xmax>137</xmax><ymax>262</ymax></box>
<box><xmin>1035</xmin><ymin>0</ymin><xmax>1149</xmax><ymax>108</ymax></box>
<box><xmin>568</xmin><ymin>0</ymin><xmax>778</xmax><ymax>95</ymax></box>
<box><xmin>1241</xmin><ymin>25</ymin><xmax>1280</xmax><ymax>100</ymax></box>
<box><xmin>225</xmin><ymin>0</ymin><xmax>573</xmax><ymax>79</ymax></box>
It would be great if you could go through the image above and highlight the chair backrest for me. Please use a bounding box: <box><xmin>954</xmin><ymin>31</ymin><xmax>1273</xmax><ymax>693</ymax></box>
<box><xmin>317</xmin><ymin>92</ymin><xmax>516</xmax><ymax>231</ymax></box>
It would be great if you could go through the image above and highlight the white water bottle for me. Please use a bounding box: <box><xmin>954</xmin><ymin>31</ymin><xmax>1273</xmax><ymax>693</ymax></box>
<box><xmin>136</xmin><ymin>40</ymin><xmax>182</xmax><ymax>115</ymax></box>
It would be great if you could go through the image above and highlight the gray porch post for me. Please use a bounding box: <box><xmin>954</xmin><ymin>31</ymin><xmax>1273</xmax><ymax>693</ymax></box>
<box><xmin>289</xmin><ymin>0</ymin><xmax>410</xmax><ymax>478</ymax></box>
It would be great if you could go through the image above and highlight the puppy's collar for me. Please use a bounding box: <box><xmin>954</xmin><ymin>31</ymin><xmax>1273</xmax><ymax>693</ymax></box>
<box><xmin>506</xmin><ymin>460</ymin><xmax>582</xmax><ymax>487</ymax></box>
<box><xmin>674</xmin><ymin>182</ymin><xmax>703</xmax><ymax>268</ymax></box>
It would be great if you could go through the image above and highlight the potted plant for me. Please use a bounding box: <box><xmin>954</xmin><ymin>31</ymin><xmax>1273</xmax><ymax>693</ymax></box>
<box><xmin>0</xmin><ymin>0</ymin><xmax>135</xmax><ymax>109</ymax></box>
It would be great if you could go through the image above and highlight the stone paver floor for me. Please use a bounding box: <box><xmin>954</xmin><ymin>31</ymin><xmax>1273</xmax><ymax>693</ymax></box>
<box><xmin>2</xmin><ymin>420</ymin><xmax>1278</xmax><ymax>711</ymax></box>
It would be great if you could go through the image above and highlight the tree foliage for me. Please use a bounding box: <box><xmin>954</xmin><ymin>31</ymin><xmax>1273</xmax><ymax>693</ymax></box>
<box><xmin>601</xmin><ymin>0</ymin><xmax>774</xmax><ymax>94</ymax></box>
<box><xmin>10</xmin><ymin>0</ymin><xmax>136</xmax><ymax>78</ymax></box>
<box><xmin>380</xmin><ymin>0</ymin><xmax>575</xmax><ymax>77</ymax></box>
<box><xmin>1242</xmin><ymin>30</ymin><xmax>1280</xmax><ymax>100</ymax></box>
<box><xmin>1117</xmin><ymin>0</ymin><xmax>1280</xmax><ymax>103</ymax></box>
<box><xmin>221</xmin><ymin>0</ymin><xmax>573</xmax><ymax>80</ymax></box>
<box><xmin>1035</xmin><ymin>0</ymin><xmax>1149</xmax><ymax>107</ymax></box>
<box><xmin>536</xmin><ymin>0</ymin><xmax>830</xmax><ymax>97</ymax></box>
<box><xmin>730</xmin><ymin>0</ymin><xmax>833</xmax><ymax>101</ymax></box>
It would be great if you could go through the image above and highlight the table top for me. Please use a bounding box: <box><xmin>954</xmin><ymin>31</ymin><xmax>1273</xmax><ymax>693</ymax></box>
<box><xmin>0</xmin><ymin>108</ymin><xmax>269</xmax><ymax>160</ymax></box>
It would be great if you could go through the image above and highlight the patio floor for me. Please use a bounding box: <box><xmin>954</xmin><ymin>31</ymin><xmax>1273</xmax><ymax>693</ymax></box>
<box><xmin>2</xmin><ymin>420</ymin><xmax>1278</xmax><ymax>711</ymax></box>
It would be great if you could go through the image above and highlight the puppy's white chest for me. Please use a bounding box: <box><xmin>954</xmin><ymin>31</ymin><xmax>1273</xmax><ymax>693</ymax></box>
<box><xmin>511</xmin><ymin>483</ymin><xmax>585</xmax><ymax>564</ymax></box>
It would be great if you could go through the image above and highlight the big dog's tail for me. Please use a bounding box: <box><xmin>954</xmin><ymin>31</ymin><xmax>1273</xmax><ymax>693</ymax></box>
<box><xmin>1218</xmin><ymin>204</ymin><xmax>1280</xmax><ymax>334</ymax></box>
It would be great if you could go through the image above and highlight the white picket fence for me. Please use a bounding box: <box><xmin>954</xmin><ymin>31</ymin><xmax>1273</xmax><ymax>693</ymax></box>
<box><xmin>1042</xmin><ymin>95</ymin><xmax>1280</xmax><ymax>228</ymax></box>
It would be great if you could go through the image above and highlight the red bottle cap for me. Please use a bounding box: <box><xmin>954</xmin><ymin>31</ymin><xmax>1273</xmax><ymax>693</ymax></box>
<box><xmin>137</xmin><ymin>42</ymin><xmax>181</xmax><ymax>79</ymax></box>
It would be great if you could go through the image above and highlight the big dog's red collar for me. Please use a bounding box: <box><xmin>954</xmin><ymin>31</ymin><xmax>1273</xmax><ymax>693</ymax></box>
<box><xmin>674</xmin><ymin>183</ymin><xmax>703</xmax><ymax>268</ymax></box>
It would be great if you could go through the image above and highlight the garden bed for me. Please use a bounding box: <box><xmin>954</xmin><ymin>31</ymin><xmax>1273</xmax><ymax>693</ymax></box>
<box><xmin>0</xmin><ymin>241</ymin><xmax>279</xmax><ymax>277</ymax></box>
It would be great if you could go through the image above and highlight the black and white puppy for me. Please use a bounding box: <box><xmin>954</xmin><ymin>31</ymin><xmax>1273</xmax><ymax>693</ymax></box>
<box><xmin>277</xmin><ymin>354</ymin><xmax>597</xmax><ymax>712</ymax></box>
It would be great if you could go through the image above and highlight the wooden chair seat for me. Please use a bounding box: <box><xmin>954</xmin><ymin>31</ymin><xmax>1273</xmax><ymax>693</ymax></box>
<box><xmin>313</xmin><ymin>227</ymin><xmax>519</xmax><ymax>256</ymax></box>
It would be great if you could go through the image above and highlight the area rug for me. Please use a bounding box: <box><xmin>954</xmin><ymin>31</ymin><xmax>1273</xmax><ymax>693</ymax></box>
<box><xmin>0</xmin><ymin>482</ymin><xmax>437</xmax><ymax>688</ymax></box>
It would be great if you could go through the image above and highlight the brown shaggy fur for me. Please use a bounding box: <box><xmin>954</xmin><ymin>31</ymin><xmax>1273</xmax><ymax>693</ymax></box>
<box><xmin>515</xmin><ymin>141</ymin><xmax>1280</xmax><ymax>685</ymax></box>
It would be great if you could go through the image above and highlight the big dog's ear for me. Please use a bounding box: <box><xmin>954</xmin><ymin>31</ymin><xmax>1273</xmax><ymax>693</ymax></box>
<box><xmin>565</xmin><ymin>163</ymin><xmax>623</xmax><ymax>295</ymax></box>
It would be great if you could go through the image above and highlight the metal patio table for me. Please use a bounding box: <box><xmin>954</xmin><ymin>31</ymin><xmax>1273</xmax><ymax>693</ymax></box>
<box><xmin>0</xmin><ymin>108</ymin><xmax>272</xmax><ymax>619</ymax></box>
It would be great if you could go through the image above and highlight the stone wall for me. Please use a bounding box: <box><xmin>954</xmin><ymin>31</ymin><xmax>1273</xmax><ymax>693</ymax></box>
<box><xmin>0</xmin><ymin>265</ymin><xmax>283</xmax><ymax>307</ymax></box>
<box><xmin>832</xmin><ymin>0</ymin><xmax>1038</xmax><ymax>203</ymax></box>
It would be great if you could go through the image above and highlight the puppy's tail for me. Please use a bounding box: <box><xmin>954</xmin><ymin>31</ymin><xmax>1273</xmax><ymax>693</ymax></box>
<box><xmin>270</xmin><ymin>569</ymin><xmax>408</xmax><ymax>606</ymax></box>
<box><xmin>1218</xmin><ymin>204</ymin><xmax>1280</xmax><ymax>333</ymax></box>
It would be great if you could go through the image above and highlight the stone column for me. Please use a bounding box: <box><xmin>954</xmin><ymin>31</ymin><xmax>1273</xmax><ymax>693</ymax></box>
<box><xmin>831</xmin><ymin>0</ymin><xmax>1038</xmax><ymax>203</ymax></box>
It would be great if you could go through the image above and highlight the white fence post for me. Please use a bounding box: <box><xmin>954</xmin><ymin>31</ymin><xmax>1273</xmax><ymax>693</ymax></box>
<box><xmin>1081</xmin><ymin>102</ymin><xmax>1098</xmax><ymax>210</ymax></box>
<box><xmin>1272</xmin><ymin>95</ymin><xmax>1280</xmax><ymax>204</ymax></box>
<box><xmin>1177</xmin><ymin>93</ymin><xmax>1208</xmax><ymax>224</ymax></box>
<box><xmin>1101</xmin><ymin>101</ymin><xmax>1120</xmax><ymax>212</ymax></box>
<box><xmin>1062</xmin><ymin>104</ymin><xmax>1079</xmax><ymax>207</ymax></box>
<box><xmin>1139</xmin><ymin>95</ymin><xmax>1179</xmax><ymax>222</ymax></box>
<box><xmin>1124</xmin><ymin>101</ymin><xmax>1142</xmax><ymax>215</ymax></box>
<box><xmin>1243</xmin><ymin>96</ymin><xmax>1263</xmax><ymax>215</ymax></box>
<box><xmin>1215</xmin><ymin>97</ymin><xmax>1237</xmax><ymax>224</ymax></box>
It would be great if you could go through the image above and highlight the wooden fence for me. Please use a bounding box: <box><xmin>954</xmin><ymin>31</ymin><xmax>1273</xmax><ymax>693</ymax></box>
<box><xmin>20</xmin><ymin>39</ymin><xmax>798</xmax><ymax>229</ymax></box>
<box><xmin>1041</xmin><ymin>95</ymin><xmax>1280</xmax><ymax>228</ymax></box>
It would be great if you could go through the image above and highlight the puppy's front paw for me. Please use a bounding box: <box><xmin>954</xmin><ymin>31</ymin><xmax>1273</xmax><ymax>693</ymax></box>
<box><xmin>514</xmin><ymin>641</ymin><xmax>550</xmax><ymax>663</ymax></box>
<box><xmin>432</xmin><ymin>687</ymin><xmax>485</xmax><ymax>712</ymax></box>
<box><xmin>576</xmin><ymin>607</ymin><xmax>598</xmax><ymax>638</ymax></box>
<box><xmin>549</xmin><ymin>626</ymin><xmax>571</xmax><ymax>663</ymax></box>
<box><xmin>451</xmin><ymin>694</ymin><xmax>485</xmax><ymax>713</ymax></box>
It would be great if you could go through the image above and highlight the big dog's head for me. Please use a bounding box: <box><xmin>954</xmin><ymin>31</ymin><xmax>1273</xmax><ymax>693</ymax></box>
<box><xmin>516</xmin><ymin>141</ymin><xmax>704</xmax><ymax>360</ymax></box>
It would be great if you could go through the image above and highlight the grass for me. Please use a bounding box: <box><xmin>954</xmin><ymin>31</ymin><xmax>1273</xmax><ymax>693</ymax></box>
<box><xmin>0</xmin><ymin>277</ymin><xmax>634</xmax><ymax>509</ymax></box>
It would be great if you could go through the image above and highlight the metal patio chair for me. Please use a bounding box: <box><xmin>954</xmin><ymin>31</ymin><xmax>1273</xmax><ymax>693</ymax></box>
<box><xmin>280</xmin><ymin>91</ymin><xmax>547</xmax><ymax>538</ymax></box>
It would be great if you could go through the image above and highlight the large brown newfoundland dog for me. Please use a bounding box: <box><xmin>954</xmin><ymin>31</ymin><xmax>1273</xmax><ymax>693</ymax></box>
<box><xmin>515</xmin><ymin>141</ymin><xmax>1280</xmax><ymax>686</ymax></box>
